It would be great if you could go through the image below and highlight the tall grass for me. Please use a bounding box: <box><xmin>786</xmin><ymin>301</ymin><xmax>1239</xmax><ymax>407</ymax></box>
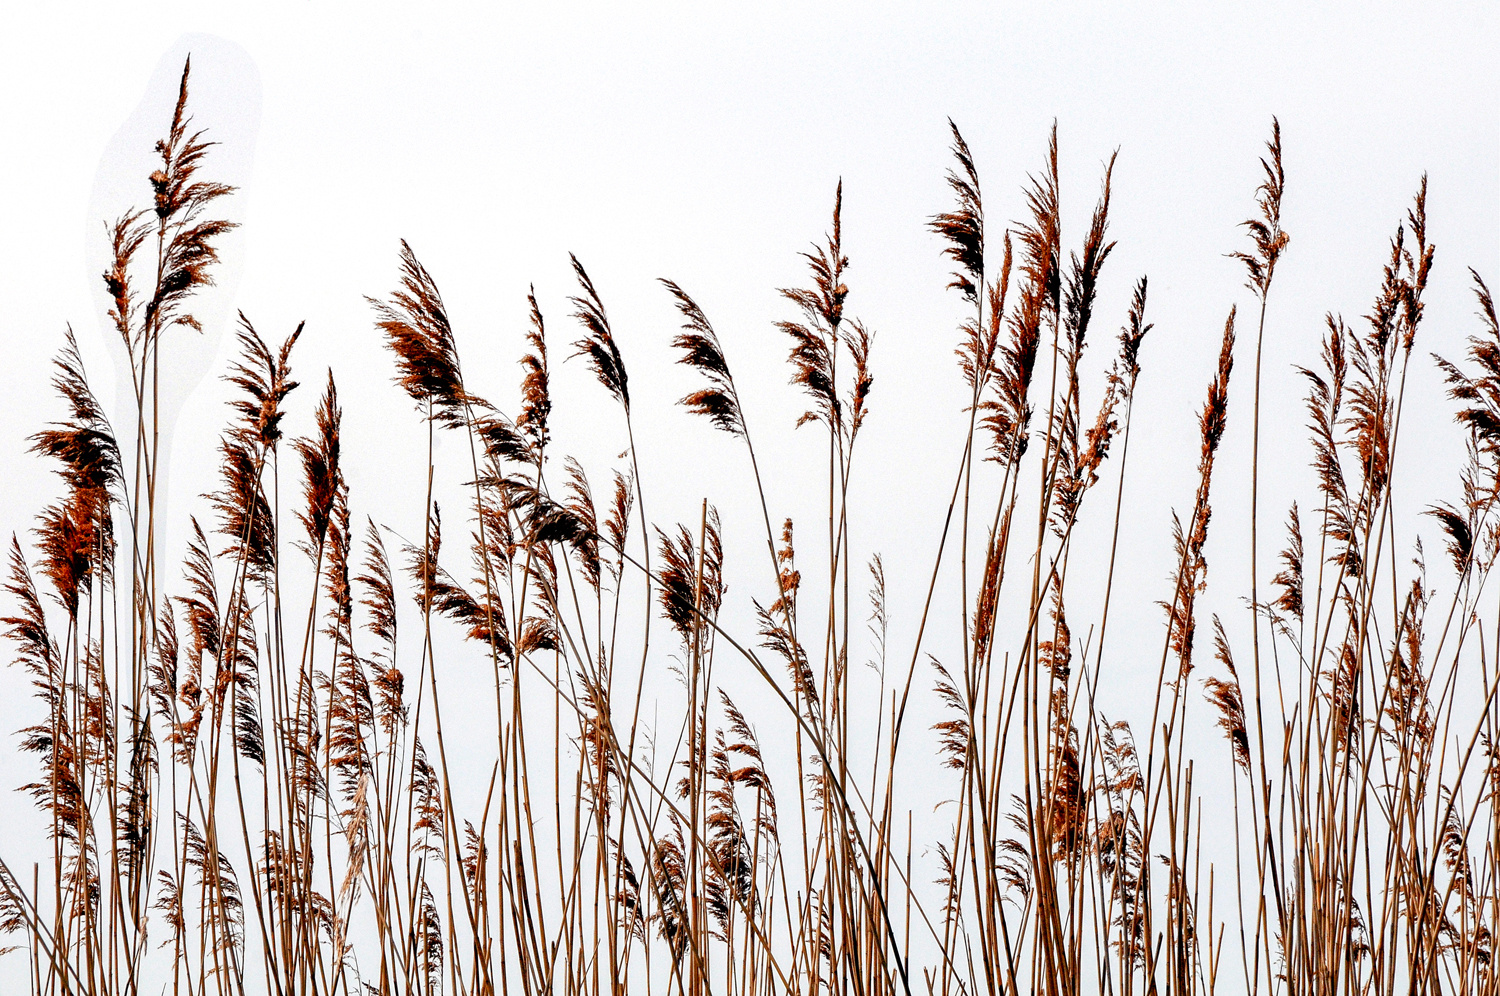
<box><xmin>2</xmin><ymin>57</ymin><xmax>1498</xmax><ymax>996</ymax></box>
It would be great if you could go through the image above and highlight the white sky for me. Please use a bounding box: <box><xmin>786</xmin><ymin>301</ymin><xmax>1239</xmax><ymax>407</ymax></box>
<box><xmin>0</xmin><ymin>3</ymin><xmax>1496</xmax><ymax>987</ymax></box>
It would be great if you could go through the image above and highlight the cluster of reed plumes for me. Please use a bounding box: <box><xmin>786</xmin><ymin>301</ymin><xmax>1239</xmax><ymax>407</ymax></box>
<box><xmin>3</xmin><ymin>57</ymin><xmax>1499</xmax><ymax>996</ymax></box>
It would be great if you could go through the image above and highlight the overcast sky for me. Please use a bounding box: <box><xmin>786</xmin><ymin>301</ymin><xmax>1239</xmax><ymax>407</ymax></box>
<box><xmin>0</xmin><ymin>4</ymin><xmax>1495</xmax><ymax>983</ymax></box>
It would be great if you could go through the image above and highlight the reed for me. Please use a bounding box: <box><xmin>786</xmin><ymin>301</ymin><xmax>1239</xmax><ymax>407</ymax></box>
<box><xmin>2</xmin><ymin>57</ymin><xmax>1497</xmax><ymax>996</ymax></box>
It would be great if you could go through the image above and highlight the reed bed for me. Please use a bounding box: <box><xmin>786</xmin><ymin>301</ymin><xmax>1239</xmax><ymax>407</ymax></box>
<box><xmin>2</xmin><ymin>57</ymin><xmax>1498</xmax><ymax>996</ymax></box>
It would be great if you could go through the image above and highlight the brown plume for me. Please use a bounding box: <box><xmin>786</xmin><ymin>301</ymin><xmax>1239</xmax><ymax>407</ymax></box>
<box><xmin>141</xmin><ymin>57</ymin><xmax>238</xmax><ymax>343</ymax></box>
<box><xmin>519</xmin><ymin>287</ymin><xmax>552</xmax><ymax>450</ymax></box>
<box><xmin>663</xmin><ymin>278</ymin><xmax>746</xmax><ymax>437</ymax></box>
<box><xmin>1164</xmin><ymin>308</ymin><xmax>1235</xmax><ymax>676</ymax></box>
<box><xmin>930</xmin><ymin>119</ymin><xmax>984</xmax><ymax>304</ymax></box>
<box><xmin>370</xmin><ymin>240</ymin><xmax>469</xmax><ymax>426</ymax></box>
<box><xmin>656</xmin><ymin>508</ymin><xmax>724</xmax><ymax>646</ymax></box>
<box><xmin>569</xmin><ymin>254</ymin><xmax>630</xmax><ymax>411</ymax></box>
<box><xmin>1230</xmin><ymin>117</ymin><xmax>1289</xmax><ymax>299</ymax></box>
<box><xmin>1203</xmin><ymin>616</ymin><xmax>1251</xmax><ymax>771</ymax></box>
<box><xmin>294</xmin><ymin>371</ymin><xmax>342</xmax><ymax>556</ymax></box>
<box><xmin>778</xmin><ymin>182</ymin><xmax>848</xmax><ymax>431</ymax></box>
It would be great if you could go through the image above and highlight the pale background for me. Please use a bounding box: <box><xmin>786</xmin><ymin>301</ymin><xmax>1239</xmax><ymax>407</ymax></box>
<box><xmin>0</xmin><ymin>3</ymin><xmax>1495</xmax><ymax>987</ymax></box>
